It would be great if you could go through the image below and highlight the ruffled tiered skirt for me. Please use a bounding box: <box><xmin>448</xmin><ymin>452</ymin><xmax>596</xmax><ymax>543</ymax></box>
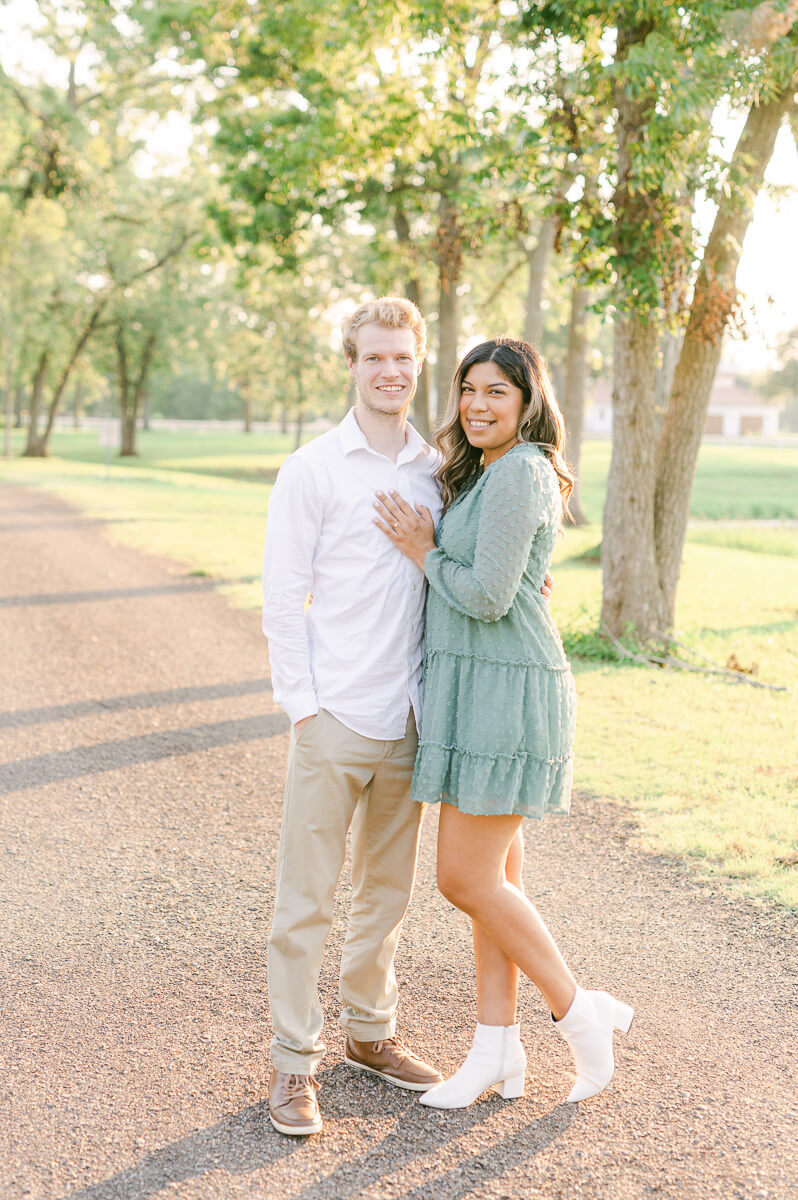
<box><xmin>411</xmin><ymin>638</ymin><xmax>576</xmax><ymax>820</ymax></box>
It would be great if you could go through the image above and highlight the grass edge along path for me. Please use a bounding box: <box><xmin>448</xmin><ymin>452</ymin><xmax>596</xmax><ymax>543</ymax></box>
<box><xmin>2</xmin><ymin>433</ymin><xmax>796</xmax><ymax>910</ymax></box>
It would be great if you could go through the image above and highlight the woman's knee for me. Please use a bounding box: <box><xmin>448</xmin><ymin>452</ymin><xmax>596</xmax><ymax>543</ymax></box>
<box><xmin>437</xmin><ymin>860</ymin><xmax>466</xmax><ymax>908</ymax></box>
<box><xmin>437</xmin><ymin>860</ymin><xmax>492</xmax><ymax>914</ymax></box>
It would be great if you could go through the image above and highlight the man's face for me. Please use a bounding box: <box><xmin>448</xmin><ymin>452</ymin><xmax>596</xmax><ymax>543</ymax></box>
<box><xmin>347</xmin><ymin>324</ymin><xmax>421</xmax><ymax>416</ymax></box>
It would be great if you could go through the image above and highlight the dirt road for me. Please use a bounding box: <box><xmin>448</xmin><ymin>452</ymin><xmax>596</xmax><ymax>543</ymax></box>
<box><xmin>1</xmin><ymin>482</ymin><xmax>795</xmax><ymax>1200</ymax></box>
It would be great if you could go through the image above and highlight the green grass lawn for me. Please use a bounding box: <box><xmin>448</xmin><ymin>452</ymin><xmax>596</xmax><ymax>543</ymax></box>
<box><xmin>3</xmin><ymin>427</ymin><xmax>797</xmax><ymax>907</ymax></box>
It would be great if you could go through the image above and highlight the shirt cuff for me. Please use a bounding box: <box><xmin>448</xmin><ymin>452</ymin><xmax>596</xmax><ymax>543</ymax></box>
<box><xmin>281</xmin><ymin>691</ymin><xmax>320</xmax><ymax>725</ymax></box>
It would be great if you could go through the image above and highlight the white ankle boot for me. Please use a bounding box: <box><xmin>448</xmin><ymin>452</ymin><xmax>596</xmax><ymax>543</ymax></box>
<box><xmin>554</xmin><ymin>986</ymin><xmax>634</xmax><ymax>1102</ymax></box>
<box><xmin>419</xmin><ymin>1023</ymin><xmax>526</xmax><ymax>1109</ymax></box>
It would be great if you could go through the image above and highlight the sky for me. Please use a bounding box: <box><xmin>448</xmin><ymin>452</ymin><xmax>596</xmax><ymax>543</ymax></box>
<box><xmin>2</xmin><ymin>0</ymin><xmax>797</xmax><ymax>373</ymax></box>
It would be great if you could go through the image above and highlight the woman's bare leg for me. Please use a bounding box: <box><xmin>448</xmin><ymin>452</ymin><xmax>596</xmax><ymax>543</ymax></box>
<box><xmin>438</xmin><ymin>804</ymin><xmax>577</xmax><ymax>1019</ymax></box>
<box><xmin>473</xmin><ymin>827</ymin><xmax>523</xmax><ymax>1025</ymax></box>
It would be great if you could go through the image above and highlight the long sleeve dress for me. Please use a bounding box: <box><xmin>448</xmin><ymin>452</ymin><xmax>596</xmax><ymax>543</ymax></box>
<box><xmin>411</xmin><ymin>442</ymin><xmax>576</xmax><ymax>819</ymax></box>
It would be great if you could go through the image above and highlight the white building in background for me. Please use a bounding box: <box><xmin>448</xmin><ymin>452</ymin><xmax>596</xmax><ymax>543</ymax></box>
<box><xmin>583</xmin><ymin>368</ymin><xmax>782</xmax><ymax>438</ymax></box>
<box><xmin>702</xmin><ymin>371</ymin><xmax>782</xmax><ymax>436</ymax></box>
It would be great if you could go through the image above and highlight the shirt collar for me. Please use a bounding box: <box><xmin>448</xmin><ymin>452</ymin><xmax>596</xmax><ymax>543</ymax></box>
<box><xmin>338</xmin><ymin>407</ymin><xmax>432</xmax><ymax>464</ymax></box>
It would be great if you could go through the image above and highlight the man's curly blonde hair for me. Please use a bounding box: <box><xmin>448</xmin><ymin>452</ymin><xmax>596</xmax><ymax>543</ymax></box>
<box><xmin>342</xmin><ymin>297</ymin><xmax>427</xmax><ymax>363</ymax></box>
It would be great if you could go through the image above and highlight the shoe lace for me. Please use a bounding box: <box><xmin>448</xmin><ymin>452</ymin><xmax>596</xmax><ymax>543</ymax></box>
<box><xmin>284</xmin><ymin>1074</ymin><xmax>319</xmax><ymax>1099</ymax></box>
<box><xmin>372</xmin><ymin>1036</ymin><xmax>407</xmax><ymax>1059</ymax></box>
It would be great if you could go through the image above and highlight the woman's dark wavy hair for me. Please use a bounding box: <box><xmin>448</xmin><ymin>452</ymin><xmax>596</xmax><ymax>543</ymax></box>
<box><xmin>434</xmin><ymin>337</ymin><xmax>574</xmax><ymax>518</ymax></box>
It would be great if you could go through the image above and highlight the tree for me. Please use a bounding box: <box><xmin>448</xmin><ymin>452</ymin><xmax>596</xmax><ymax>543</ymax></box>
<box><xmin>603</xmin><ymin>6</ymin><xmax>797</xmax><ymax>636</ymax></box>
<box><xmin>1</xmin><ymin>2</ymin><xmax>203</xmax><ymax>455</ymax></box>
<box><xmin>533</xmin><ymin>1</ymin><xmax>797</xmax><ymax>637</ymax></box>
<box><xmin>653</xmin><ymin>59</ymin><xmax>797</xmax><ymax>626</ymax></box>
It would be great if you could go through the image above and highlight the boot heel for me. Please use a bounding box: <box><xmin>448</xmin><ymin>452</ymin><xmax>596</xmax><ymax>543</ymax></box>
<box><xmin>494</xmin><ymin>1073</ymin><xmax>525</xmax><ymax>1099</ymax></box>
<box><xmin>613</xmin><ymin>1001</ymin><xmax>634</xmax><ymax>1033</ymax></box>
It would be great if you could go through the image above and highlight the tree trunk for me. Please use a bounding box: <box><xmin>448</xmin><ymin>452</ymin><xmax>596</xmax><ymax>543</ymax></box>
<box><xmin>601</xmin><ymin>20</ymin><xmax>665</xmax><ymax>638</ymax></box>
<box><xmin>116</xmin><ymin>326</ymin><xmax>133</xmax><ymax>455</ymax></box>
<box><xmin>119</xmin><ymin>330</ymin><xmax>156</xmax><ymax>456</ymax></box>
<box><xmin>654</xmin><ymin>331</ymin><xmax>683</xmax><ymax>413</ymax></box>
<box><xmin>653</xmin><ymin>86</ymin><xmax>794</xmax><ymax>628</ymax></box>
<box><xmin>72</xmin><ymin>378</ymin><xmax>84</xmax><ymax>428</ymax></box>
<box><xmin>280</xmin><ymin>403</ymin><xmax>289</xmax><ymax>434</ymax></box>
<box><xmin>393</xmin><ymin>203</ymin><xmax>432</xmax><ymax>439</ymax></box>
<box><xmin>559</xmin><ymin>282</ymin><xmax>589</xmax><ymax>525</ymax></box>
<box><xmin>523</xmin><ymin>216</ymin><xmax>558</xmax><ymax>349</ymax></box>
<box><xmin>23</xmin><ymin>351</ymin><xmax>50</xmax><ymax>456</ymax></box>
<box><xmin>436</xmin><ymin>191</ymin><xmax>462</xmax><ymax>418</ymax></box>
<box><xmin>14</xmin><ymin>379</ymin><xmax>24</xmax><ymax>427</ymax></box>
<box><xmin>28</xmin><ymin>304</ymin><xmax>105</xmax><ymax>456</ymax></box>
<box><xmin>413</xmin><ymin>355</ymin><xmax>432</xmax><ymax>438</ymax></box>
<box><xmin>120</xmin><ymin>407</ymin><xmax>137</xmax><ymax>456</ymax></box>
<box><xmin>242</xmin><ymin>385</ymin><xmax>252</xmax><ymax>433</ymax></box>
<box><xmin>405</xmin><ymin>275</ymin><xmax>431</xmax><ymax>439</ymax></box>
<box><xmin>601</xmin><ymin>316</ymin><xmax>664</xmax><ymax>636</ymax></box>
<box><xmin>294</xmin><ymin>405</ymin><xmax>304</xmax><ymax>451</ymax></box>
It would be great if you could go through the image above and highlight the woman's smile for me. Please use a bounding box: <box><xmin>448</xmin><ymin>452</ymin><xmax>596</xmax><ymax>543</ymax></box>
<box><xmin>459</xmin><ymin>361</ymin><xmax>524</xmax><ymax>466</ymax></box>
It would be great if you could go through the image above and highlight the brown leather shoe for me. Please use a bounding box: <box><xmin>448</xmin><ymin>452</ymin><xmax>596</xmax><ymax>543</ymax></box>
<box><xmin>345</xmin><ymin>1035</ymin><xmax>443</xmax><ymax>1092</ymax></box>
<box><xmin>268</xmin><ymin>1068</ymin><xmax>322</xmax><ymax>1136</ymax></box>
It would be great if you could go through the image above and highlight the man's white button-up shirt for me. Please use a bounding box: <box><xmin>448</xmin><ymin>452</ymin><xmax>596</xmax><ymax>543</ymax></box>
<box><xmin>262</xmin><ymin>408</ymin><xmax>443</xmax><ymax>740</ymax></box>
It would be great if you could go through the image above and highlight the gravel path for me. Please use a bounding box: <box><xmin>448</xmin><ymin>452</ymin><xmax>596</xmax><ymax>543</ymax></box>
<box><xmin>1</xmin><ymin>481</ymin><xmax>795</xmax><ymax>1200</ymax></box>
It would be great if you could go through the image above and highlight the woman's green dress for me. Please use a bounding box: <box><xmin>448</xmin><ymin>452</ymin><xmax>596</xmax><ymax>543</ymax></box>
<box><xmin>411</xmin><ymin>442</ymin><xmax>576</xmax><ymax>818</ymax></box>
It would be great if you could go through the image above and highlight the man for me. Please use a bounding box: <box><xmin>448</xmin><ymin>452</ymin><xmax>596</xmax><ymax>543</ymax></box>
<box><xmin>262</xmin><ymin>297</ymin><xmax>444</xmax><ymax>1136</ymax></box>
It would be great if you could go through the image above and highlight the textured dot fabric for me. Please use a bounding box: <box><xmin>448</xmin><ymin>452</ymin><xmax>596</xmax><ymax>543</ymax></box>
<box><xmin>411</xmin><ymin>442</ymin><xmax>576</xmax><ymax>819</ymax></box>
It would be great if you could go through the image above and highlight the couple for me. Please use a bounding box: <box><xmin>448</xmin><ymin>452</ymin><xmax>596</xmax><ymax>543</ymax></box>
<box><xmin>261</xmin><ymin>297</ymin><xmax>632</xmax><ymax>1136</ymax></box>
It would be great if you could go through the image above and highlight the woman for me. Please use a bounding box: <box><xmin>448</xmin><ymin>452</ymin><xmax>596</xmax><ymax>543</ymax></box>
<box><xmin>373</xmin><ymin>337</ymin><xmax>632</xmax><ymax>1108</ymax></box>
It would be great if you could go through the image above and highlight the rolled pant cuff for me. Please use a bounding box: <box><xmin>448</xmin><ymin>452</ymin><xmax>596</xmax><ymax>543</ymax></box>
<box><xmin>340</xmin><ymin>1016</ymin><xmax>396</xmax><ymax>1042</ymax></box>
<box><xmin>270</xmin><ymin>1046</ymin><xmax>324</xmax><ymax>1077</ymax></box>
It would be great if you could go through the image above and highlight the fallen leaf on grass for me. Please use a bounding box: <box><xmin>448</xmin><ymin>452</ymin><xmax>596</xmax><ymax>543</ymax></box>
<box><xmin>725</xmin><ymin>653</ymin><xmax>759</xmax><ymax>675</ymax></box>
<box><xmin>774</xmin><ymin>853</ymin><xmax>798</xmax><ymax>869</ymax></box>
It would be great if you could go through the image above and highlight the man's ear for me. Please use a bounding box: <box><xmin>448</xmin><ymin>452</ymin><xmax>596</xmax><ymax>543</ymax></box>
<box><xmin>346</xmin><ymin>357</ymin><xmax>356</xmax><ymax>375</ymax></box>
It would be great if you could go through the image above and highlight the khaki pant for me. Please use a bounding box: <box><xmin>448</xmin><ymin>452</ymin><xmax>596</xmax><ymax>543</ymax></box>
<box><xmin>267</xmin><ymin>707</ymin><xmax>422</xmax><ymax>1074</ymax></box>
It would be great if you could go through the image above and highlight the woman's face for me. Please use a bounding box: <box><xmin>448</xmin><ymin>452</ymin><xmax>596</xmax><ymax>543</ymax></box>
<box><xmin>459</xmin><ymin>361</ymin><xmax>524</xmax><ymax>466</ymax></box>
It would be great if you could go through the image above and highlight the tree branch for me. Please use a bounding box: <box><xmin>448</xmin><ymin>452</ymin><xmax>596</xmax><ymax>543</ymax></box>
<box><xmin>601</xmin><ymin>627</ymin><xmax>787</xmax><ymax>691</ymax></box>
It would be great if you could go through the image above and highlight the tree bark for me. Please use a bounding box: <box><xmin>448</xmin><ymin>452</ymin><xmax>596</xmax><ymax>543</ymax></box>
<box><xmin>601</xmin><ymin>315</ymin><xmax>663</xmax><ymax>636</ymax></box>
<box><xmin>523</xmin><ymin>216</ymin><xmax>558</xmax><ymax>349</ymax></box>
<box><xmin>116</xmin><ymin>326</ymin><xmax>132</xmax><ymax>455</ymax></box>
<box><xmin>600</xmin><ymin>19</ymin><xmax>664</xmax><ymax>639</ymax></box>
<box><xmin>407</xmin><ymin>278</ymin><xmax>431</xmax><ymax>438</ymax></box>
<box><xmin>436</xmin><ymin>191</ymin><xmax>462</xmax><ymax>418</ymax></box>
<box><xmin>14</xmin><ymin>379</ymin><xmax>24</xmax><ymax>428</ymax></box>
<box><xmin>120</xmin><ymin>407</ymin><xmax>137</xmax><ymax>456</ymax></box>
<box><xmin>393</xmin><ymin>203</ymin><xmax>432</xmax><ymax>438</ymax></box>
<box><xmin>119</xmin><ymin>330</ymin><xmax>157</xmax><ymax>456</ymax></box>
<box><xmin>653</xmin><ymin>86</ymin><xmax>795</xmax><ymax>628</ymax></box>
<box><xmin>241</xmin><ymin>383</ymin><xmax>252</xmax><ymax>433</ymax></box>
<box><xmin>23</xmin><ymin>351</ymin><xmax>50</xmax><ymax>456</ymax></box>
<box><xmin>654</xmin><ymin>331</ymin><xmax>683</xmax><ymax>412</ymax></box>
<box><xmin>559</xmin><ymin>282</ymin><xmax>589</xmax><ymax>525</ymax></box>
<box><xmin>72</xmin><ymin>378</ymin><xmax>84</xmax><ymax>428</ymax></box>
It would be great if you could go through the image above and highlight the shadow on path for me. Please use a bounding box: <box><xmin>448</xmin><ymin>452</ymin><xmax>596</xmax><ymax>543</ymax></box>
<box><xmin>58</xmin><ymin>1082</ymin><xmax>574</xmax><ymax>1200</ymax></box>
<box><xmin>0</xmin><ymin>516</ymin><xmax>144</xmax><ymax>533</ymax></box>
<box><xmin>0</xmin><ymin>713</ymin><xmax>288</xmax><ymax>794</ymax></box>
<box><xmin>0</xmin><ymin>679</ymin><xmax>272</xmax><ymax>730</ymax></box>
<box><xmin>0</xmin><ymin>578</ymin><xmax>259</xmax><ymax>608</ymax></box>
